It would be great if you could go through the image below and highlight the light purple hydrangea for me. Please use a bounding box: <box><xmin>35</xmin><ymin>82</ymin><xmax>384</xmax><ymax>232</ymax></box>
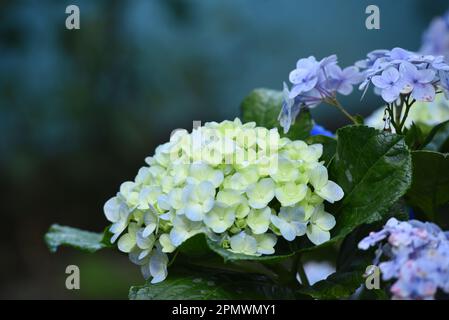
<box><xmin>399</xmin><ymin>61</ymin><xmax>436</xmax><ymax>102</ymax></box>
<box><xmin>359</xmin><ymin>218</ymin><xmax>449</xmax><ymax>300</ymax></box>
<box><xmin>279</xmin><ymin>55</ymin><xmax>362</xmax><ymax>133</ymax></box>
<box><xmin>357</xmin><ymin>47</ymin><xmax>449</xmax><ymax>103</ymax></box>
<box><xmin>371</xmin><ymin>67</ymin><xmax>406</xmax><ymax>103</ymax></box>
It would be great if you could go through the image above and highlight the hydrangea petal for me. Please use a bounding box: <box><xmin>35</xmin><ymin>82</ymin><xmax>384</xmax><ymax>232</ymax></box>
<box><xmin>315</xmin><ymin>180</ymin><xmax>344</xmax><ymax>203</ymax></box>
<box><xmin>306</xmin><ymin>224</ymin><xmax>331</xmax><ymax>245</ymax></box>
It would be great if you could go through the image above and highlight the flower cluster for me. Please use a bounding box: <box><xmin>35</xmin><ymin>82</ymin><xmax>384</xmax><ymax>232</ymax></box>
<box><xmin>279</xmin><ymin>55</ymin><xmax>363</xmax><ymax>133</ymax></box>
<box><xmin>104</xmin><ymin>118</ymin><xmax>344</xmax><ymax>283</ymax></box>
<box><xmin>357</xmin><ymin>47</ymin><xmax>449</xmax><ymax>103</ymax></box>
<box><xmin>420</xmin><ymin>9</ymin><xmax>449</xmax><ymax>60</ymax></box>
<box><xmin>359</xmin><ymin>218</ymin><xmax>449</xmax><ymax>300</ymax></box>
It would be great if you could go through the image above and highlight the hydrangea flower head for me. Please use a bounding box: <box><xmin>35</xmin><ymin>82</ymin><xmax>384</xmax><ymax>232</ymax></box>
<box><xmin>357</xmin><ymin>47</ymin><xmax>449</xmax><ymax>103</ymax></box>
<box><xmin>279</xmin><ymin>55</ymin><xmax>362</xmax><ymax>133</ymax></box>
<box><xmin>104</xmin><ymin>118</ymin><xmax>344</xmax><ymax>283</ymax></box>
<box><xmin>359</xmin><ymin>218</ymin><xmax>449</xmax><ymax>300</ymax></box>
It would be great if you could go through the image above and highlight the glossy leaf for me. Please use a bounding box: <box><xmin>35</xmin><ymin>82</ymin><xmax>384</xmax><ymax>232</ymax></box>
<box><xmin>129</xmin><ymin>269</ymin><xmax>296</xmax><ymax>300</ymax></box>
<box><xmin>298</xmin><ymin>271</ymin><xmax>363</xmax><ymax>300</ymax></box>
<box><xmin>404</xmin><ymin>122</ymin><xmax>426</xmax><ymax>150</ymax></box>
<box><xmin>240</xmin><ymin>88</ymin><xmax>313</xmax><ymax>140</ymax></box>
<box><xmin>178</xmin><ymin>233</ymin><xmax>294</xmax><ymax>263</ymax></box>
<box><xmin>330</xmin><ymin>125</ymin><xmax>412</xmax><ymax>240</ymax></box>
<box><xmin>45</xmin><ymin>224</ymin><xmax>110</xmax><ymax>253</ymax></box>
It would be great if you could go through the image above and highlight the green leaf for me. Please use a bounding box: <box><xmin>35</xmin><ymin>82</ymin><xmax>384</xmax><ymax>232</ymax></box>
<box><xmin>298</xmin><ymin>271</ymin><xmax>363</xmax><ymax>300</ymax></box>
<box><xmin>406</xmin><ymin>150</ymin><xmax>449</xmax><ymax>219</ymax></box>
<box><xmin>404</xmin><ymin>122</ymin><xmax>426</xmax><ymax>150</ymax></box>
<box><xmin>178</xmin><ymin>233</ymin><xmax>294</xmax><ymax>264</ymax></box>
<box><xmin>129</xmin><ymin>269</ymin><xmax>297</xmax><ymax>300</ymax></box>
<box><xmin>423</xmin><ymin>120</ymin><xmax>449</xmax><ymax>152</ymax></box>
<box><xmin>240</xmin><ymin>88</ymin><xmax>313</xmax><ymax>140</ymax></box>
<box><xmin>206</xmin><ymin>237</ymin><xmax>294</xmax><ymax>263</ymax></box>
<box><xmin>45</xmin><ymin>224</ymin><xmax>110</xmax><ymax>253</ymax></box>
<box><xmin>305</xmin><ymin>135</ymin><xmax>337</xmax><ymax>167</ymax></box>
<box><xmin>330</xmin><ymin>125</ymin><xmax>412</xmax><ymax>240</ymax></box>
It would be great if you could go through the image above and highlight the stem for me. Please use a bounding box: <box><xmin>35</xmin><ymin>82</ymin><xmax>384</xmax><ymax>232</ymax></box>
<box><xmin>395</xmin><ymin>96</ymin><xmax>404</xmax><ymax>125</ymax></box>
<box><xmin>386</xmin><ymin>103</ymin><xmax>400</xmax><ymax>133</ymax></box>
<box><xmin>327</xmin><ymin>98</ymin><xmax>358</xmax><ymax>124</ymax></box>
<box><xmin>398</xmin><ymin>97</ymin><xmax>416</xmax><ymax>132</ymax></box>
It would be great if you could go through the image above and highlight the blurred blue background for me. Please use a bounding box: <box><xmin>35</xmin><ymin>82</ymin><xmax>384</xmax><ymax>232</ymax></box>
<box><xmin>0</xmin><ymin>0</ymin><xmax>447</xmax><ymax>298</ymax></box>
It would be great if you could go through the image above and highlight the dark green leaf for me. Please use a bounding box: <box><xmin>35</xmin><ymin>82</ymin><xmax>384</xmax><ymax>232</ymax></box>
<box><xmin>336</xmin><ymin>199</ymin><xmax>407</xmax><ymax>272</ymax></box>
<box><xmin>330</xmin><ymin>125</ymin><xmax>412</xmax><ymax>240</ymax></box>
<box><xmin>298</xmin><ymin>271</ymin><xmax>363</xmax><ymax>300</ymax></box>
<box><xmin>423</xmin><ymin>120</ymin><xmax>449</xmax><ymax>152</ymax></box>
<box><xmin>357</xmin><ymin>288</ymin><xmax>389</xmax><ymax>300</ymax></box>
<box><xmin>129</xmin><ymin>269</ymin><xmax>296</xmax><ymax>300</ymax></box>
<box><xmin>45</xmin><ymin>224</ymin><xmax>109</xmax><ymax>253</ymax></box>
<box><xmin>406</xmin><ymin>150</ymin><xmax>449</xmax><ymax>220</ymax></box>
<box><xmin>306</xmin><ymin>135</ymin><xmax>337</xmax><ymax>167</ymax></box>
<box><xmin>404</xmin><ymin>122</ymin><xmax>426</xmax><ymax>150</ymax></box>
<box><xmin>178</xmin><ymin>233</ymin><xmax>294</xmax><ymax>264</ymax></box>
<box><xmin>206</xmin><ymin>237</ymin><xmax>294</xmax><ymax>263</ymax></box>
<box><xmin>240</xmin><ymin>88</ymin><xmax>313</xmax><ymax>140</ymax></box>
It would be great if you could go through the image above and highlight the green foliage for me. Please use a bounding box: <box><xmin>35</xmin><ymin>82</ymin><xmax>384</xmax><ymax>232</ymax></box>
<box><xmin>177</xmin><ymin>233</ymin><xmax>295</xmax><ymax>263</ymax></box>
<box><xmin>405</xmin><ymin>122</ymin><xmax>427</xmax><ymax>150</ymax></box>
<box><xmin>298</xmin><ymin>271</ymin><xmax>363</xmax><ymax>300</ymax></box>
<box><xmin>129</xmin><ymin>269</ymin><xmax>297</xmax><ymax>300</ymax></box>
<box><xmin>406</xmin><ymin>150</ymin><xmax>449</xmax><ymax>220</ymax></box>
<box><xmin>206</xmin><ymin>237</ymin><xmax>294</xmax><ymax>263</ymax></box>
<box><xmin>330</xmin><ymin>126</ymin><xmax>412</xmax><ymax>239</ymax></box>
<box><xmin>240</xmin><ymin>88</ymin><xmax>313</xmax><ymax>140</ymax></box>
<box><xmin>423</xmin><ymin>120</ymin><xmax>449</xmax><ymax>152</ymax></box>
<box><xmin>45</xmin><ymin>224</ymin><xmax>111</xmax><ymax>253</ymax></box>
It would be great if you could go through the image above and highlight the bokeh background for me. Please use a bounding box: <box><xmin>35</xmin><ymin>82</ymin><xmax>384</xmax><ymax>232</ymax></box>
<box><xmin>0</xmin><ymin>0</ymin><xmax>447</xmax><ymax>299</ymax></box>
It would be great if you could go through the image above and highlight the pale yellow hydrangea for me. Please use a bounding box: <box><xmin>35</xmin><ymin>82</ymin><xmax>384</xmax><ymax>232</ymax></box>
<box><xmin>103</xmin><ymin>118</ymin><xmax>344</xmax><ymax>283</ymax></box>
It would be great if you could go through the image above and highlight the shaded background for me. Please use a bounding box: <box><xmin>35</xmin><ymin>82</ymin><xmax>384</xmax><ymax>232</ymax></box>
<box><xmin>0</xmin><ymin>0</ymin><xmax>447</xmax><ymax>299</ymax></box>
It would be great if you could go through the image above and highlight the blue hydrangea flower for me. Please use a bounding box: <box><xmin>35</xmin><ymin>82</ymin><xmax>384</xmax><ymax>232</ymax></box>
<box><xmin>278</xmin><ymin>82</ymin><xmax>301</xmax><ymax>134</ymax></box>
<box><xmin>310</xmin><ymin>124</ymin><xmax>334</xmax><ymax>137</ymax></box>
<box><xmin>371</xmin><ymin>67</ymin><xmax>406</xmax><ymax>103</ymax></box>
<box><xmin>357</xmin><ymin>47</ymin><xmax>449</xmax><ymax>104</ymax></box>
<box><xmin>359</xmin><ymin>218</ymin><xmax>449</xmax><ymax>300</ymax></box>
<box><xmin>399</xmin><ymin>61</ymin><xmax>436</xmax><ymax>102</ymax></box>
<box><xmin>326</xmin><ymin>65</ymin><xmax>363</xmax><ymax>95</ymax></box>
<box><xmin>289</xmin><ymin>56</ymin><xmax>321</xmax><ymax>98</ymax></box>
<box><xmin>280</xmin><ymin>55</ymin><xmax>362</xmax><ymax>133</ymax></box>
